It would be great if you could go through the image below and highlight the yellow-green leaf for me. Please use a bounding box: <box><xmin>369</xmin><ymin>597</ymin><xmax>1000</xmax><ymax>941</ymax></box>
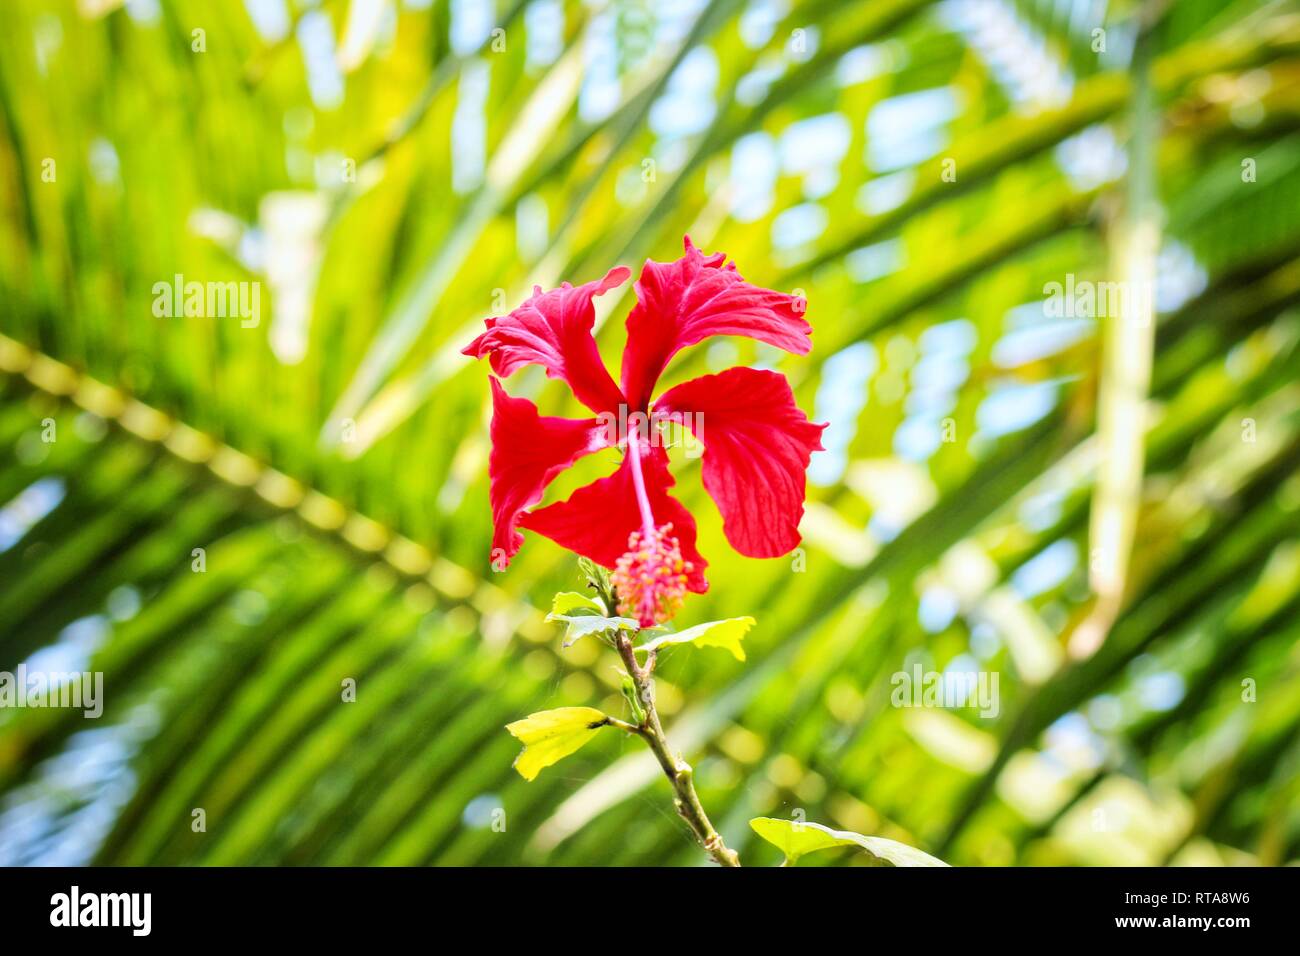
<box><xmin>545</xmin><ymin>611</ymin><xmax>639</xmax><ymax>648</ymax></box>
<box><xmin>550</xmin><ymin>591</ymin><xmax>606</xmax><ymax>616</ymax></box>
<box><xmin>639</xmin><ymin>616</ymin><xmax>755</xmax><ymax>661</ymax></box>
<box><xmin>749</xmin><ymin>817</ymin><xmax>949</xmax><ymax>866</ymax></box>
<box><xmin>505</xmin><ymin>707</ymin><xmax>611</xmax><ymax>781</ymax></box>
<box><xmin>545</xmin><ymin>591</ymin><xmax>638</xmax><ymax>646</ymax></box>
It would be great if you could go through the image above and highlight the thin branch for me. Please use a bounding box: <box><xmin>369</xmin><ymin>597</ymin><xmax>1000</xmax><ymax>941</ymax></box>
<box><xmin>615</xmin><ymin>634</ymin><xmax>740</xmax><ymax>867</ymax></box>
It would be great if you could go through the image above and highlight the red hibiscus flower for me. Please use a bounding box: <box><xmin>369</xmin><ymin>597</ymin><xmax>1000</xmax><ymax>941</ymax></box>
<box><xmin>463</xmin><ymin>236</ymin><xmax>826</xmax><ymax>626</ymax></box>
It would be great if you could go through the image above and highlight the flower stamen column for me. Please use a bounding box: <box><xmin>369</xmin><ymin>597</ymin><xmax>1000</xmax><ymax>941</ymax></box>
<box><xmin>613</xmin><ymin>424</ymin><xmax>693</xmax><ymax>628</ymax></box>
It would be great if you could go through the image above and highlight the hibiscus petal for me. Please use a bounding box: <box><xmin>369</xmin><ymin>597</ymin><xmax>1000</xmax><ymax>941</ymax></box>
<box><xmin>487</xmin><ymin>378</ymin><xmax>608</xmax><ymax>567</ymax></box>
<box><xmin>518</xmin><ymin>443</ymin><xmax>709</xmax><ymax>593</ymax></box>
<box><xmin>619</xmin><ymin>236</ymin><xmax>812</xmax><ymax>410</ymax></box>
<box><xmin>464</xmin><ymin>266</ymin><xmax>630</xmax><ymax>415</ymax></box>
<box><xmin>654</xmin><ymin>367</ymin><xmax>826</xmax><ymax>559</ymax></box>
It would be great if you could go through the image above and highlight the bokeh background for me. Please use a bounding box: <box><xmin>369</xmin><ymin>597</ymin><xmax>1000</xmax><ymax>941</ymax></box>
<box><xmin>2</xmin><ymin>0</ymin><xmax>1299</xmax><ymax>866</ymax></box>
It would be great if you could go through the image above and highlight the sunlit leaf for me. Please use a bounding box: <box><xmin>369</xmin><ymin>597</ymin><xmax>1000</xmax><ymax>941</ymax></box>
<box><xmin>505</xmin><ymin>707</ymin><xmax>611</xmax><ymax>782</ymax></box>
<box><xmin>639</xmin><ymin>616</ymin><xmax>755</xmax><ymax>661</ymax></box>
<box><xmin>549</xmin><ymin>591</ymin><xmax>607</xmax><ymax>616</ymax></box>
<box><xmin>749</xmin><ymin>817</ymin><xmax>949</xmax><ymax>867</ymax></box>
<box><xmin>544</xmin><ymin>593</ymin><xmax>639</xmax><ymax>647</ymax></box>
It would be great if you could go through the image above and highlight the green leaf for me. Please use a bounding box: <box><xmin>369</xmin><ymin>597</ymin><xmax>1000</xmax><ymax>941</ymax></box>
<box><xmin>545</xmin><ymin>591</ymin><xmax>639</xmax><ymax>646</ymax></box>
<box><xmin>545</xmin><ymin>611</ymin><xmax>639</xmax><ymax>648</ymax></box>
<box><xmin>639</xmin><ymin>616</ymin><xmax>755</xmax><ymax>661</ymax></box>
<box><xmin>577</xmin><ymin>558</ymin><xmax>619</xmax><ymax>614</ymax></box>
<box><xmin>749</xmin><ymin>817</ymin><xmax>949</xmax><ymax>867</ymax></box>
<box><xmin>505</xmin><ymin>707</ymin><xmax>611</xmax><ymax>782</ymax></box>
<box><xmin>549</xmin><ymin>591</ymin><xmax>607</xmax><ymax>616</ymax></box>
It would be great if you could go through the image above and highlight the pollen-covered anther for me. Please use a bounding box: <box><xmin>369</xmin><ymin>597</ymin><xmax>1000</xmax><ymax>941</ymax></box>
<box><xmin>611</xmin><ymin>523</ymin><xmax>693</xmax><ymax>627</ymax></box>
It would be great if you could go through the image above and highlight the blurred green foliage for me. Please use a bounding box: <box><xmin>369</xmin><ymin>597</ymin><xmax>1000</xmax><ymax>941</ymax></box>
<box><xmin>1</xmin><ymin>0</ymin><xmax>1299</xmax><ymax>866</ymax></box>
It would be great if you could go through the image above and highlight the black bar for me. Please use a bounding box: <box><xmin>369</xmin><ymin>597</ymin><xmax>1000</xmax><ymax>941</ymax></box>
<box><xmin>0</xmin><ymin>866</ymin><xmax>1290</xmax><ymax>941</ymax></box>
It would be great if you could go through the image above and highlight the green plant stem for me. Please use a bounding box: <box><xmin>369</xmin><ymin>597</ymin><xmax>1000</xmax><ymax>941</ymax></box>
<box><xmin>614</xmin><ymin>634</ymin><xmax>741</xmax><ymax>867</ymax></box>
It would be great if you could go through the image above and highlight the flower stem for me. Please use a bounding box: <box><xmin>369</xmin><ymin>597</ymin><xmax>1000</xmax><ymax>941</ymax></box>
<box><xmin>625</xmin><ymin>421</ymin><xmax>657</xmax><ymax>540</ymax></box>
<box><xmin>615</xmin><ymin>633</ymin><xmax>741</xmax><ymax>867</ymax></box>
